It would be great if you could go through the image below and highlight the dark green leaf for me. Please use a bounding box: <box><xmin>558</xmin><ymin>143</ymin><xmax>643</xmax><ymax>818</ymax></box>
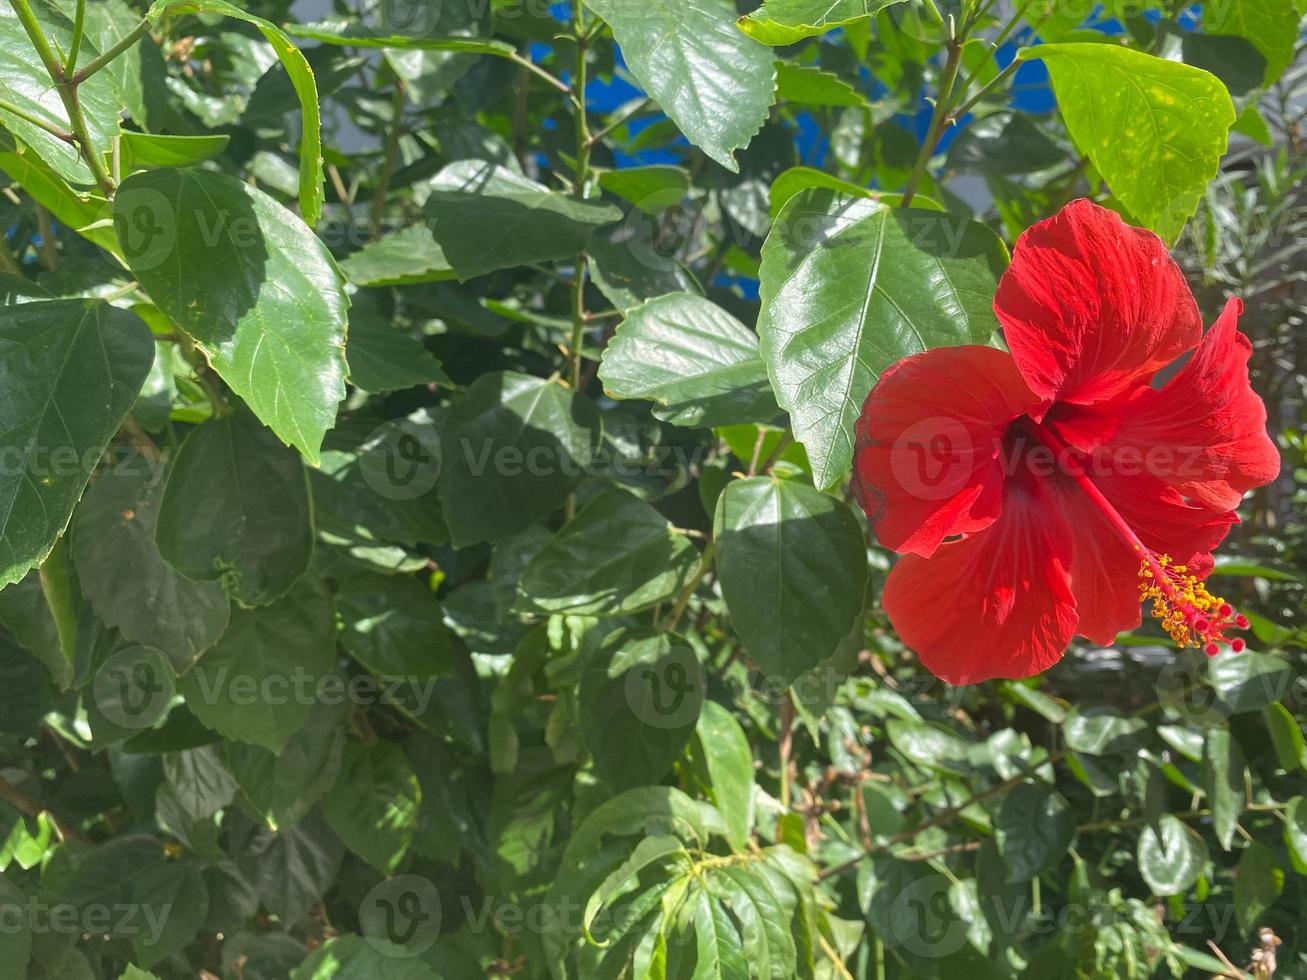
<box><xmin>994</xmin><ymin>784</ymin><xmax>1075</xmax><ymax>882</ymax></box>
<box><xmin>115</xmin><ymin>168</ymin><xmax>348</xmax><ymax>462</ymax></box>
<box><xmin>1203</xmin><ymin>727</ymin><xmax>1245</xmax><ymax>851</ymax></box>
<box><xmin>422</xmin><ymin>160</ymin><xmax>621</xmax><ymax>280</ymax></box>
<box><xmin>155</xmin><ymin>411</ymin><xmax>313</xmax><ymax>606</ymax></box>
<box><xmin>518</xmin><ymin>488</ymin><xmax>699</xmax><ymax>615</ymax></box>
<box><xmin>345</xmin><ymin>310</ymin><xmax>450</xmax><ymax>394</ymax></box>
<box><xmin>438</xmin><ymin>372</ymin><xmax>602</xmax><ymax>547</ymax></box>
<box><xmin>714</xmin><ymin>476</ymin><xmax>868</xmax><ymax>682</ymax></box>
<box><xmin>0</xmin><ymin>300</ymin><xmax>153</xmax><ymax>588</ymax></box>
<box><xmin>321</xmin><ymin>740</ymin><xmax>419</xmax><ymax>872</ymax></box>
<box><xmin>73</xmin><ymin>465</ymin><xmax>230</xmax><ymax>671</ymax></box>
<box><xmin>177</xmin><ymin>580</ymin><xmax>335</xmax><ymax>752</ymax></box>
<box><xmin>583</xmin><ymin>0</ymin><xmax>775</xmax><ymax>172</ymax></box>
<box><xmin>738</xmin><ymin>0</ymin><xmax>907</xmax><ymax>44</ymax></box>
<box><xmin>578</xmin><ymin>628</ymin><xmax>706</xmax><ymax>790</ymax></box>
<box><xmin>1234</xmin><ymin>842</ymin><xmax>1283</xmax><ymax>931</ymax></box>
<box><xmin>758</xmin><ymin>191</ymin><xmax>1005</xmax><ymax>487</ymax></box>
<box><xmin>599</xmin><ymin>293</ymin><xmax>777</xmax><ymax>428</ymax></box>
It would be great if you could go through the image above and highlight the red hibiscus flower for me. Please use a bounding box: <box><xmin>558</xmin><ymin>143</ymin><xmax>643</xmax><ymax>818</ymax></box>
<box><xmin>852</xmin><ymin>199</ymin><xmax>1280</xmax><ymax>685</ymax></box>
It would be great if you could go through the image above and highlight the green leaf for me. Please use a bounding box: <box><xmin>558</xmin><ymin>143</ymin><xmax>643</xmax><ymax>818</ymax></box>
<box><xmin>583</xmin><ymin>0</ymin><xmax>775</xmax><ymax>172</ymax></box>
<box><xmin>1206</xmin><ymin>0</ymin><xmax>1300</xmax><ymax>85</ymax></box>
<box><xmin>225</xmin><ymin>701</ymin><xmax>345</xmax><ymax>831</ymax></box>
<box><xmin>1234</xmin><ymin>842</ymin><xmax>1283</xmax><ymax>931</ymax></box>
<box><xmin>599</xmin><ymin>293</ymin><xmax>777</xmax><ymax>428</ymax></box>
<box><xmin>994</xmin><ymin>784</ymin><xmax>1075</xmax><ymax>882</ymax></box>
<box><xmin>163</xmin><ymin>745</ymin><xmax>238</xmax><ymax>821</ymax></box>
<box><xmin>284</xmin><ymin>19</ymin><xmax>514</xmax><ymax>55</ymax></box>
<box><xmin>438</xmin><ymin>372</ymin><xmax>602</xmax><ymax>547</ymax></box>
<box><xmin>517</xmin><ymin>488</ymin><xmax>699</xmax><ymax>615</ymax></box>
<box><xmin>774</xmin><ymin>64</ymin><xmax>869</xmax><ymax>107</ymax></box>
<box><xmin>587</xmin><ymin>223</ymin><xmax>702</xmax><ymax>313</ymax></box>
<box><xmin>1021</xmin><ymin>44</ymin><xmax>1235</xmax><ymax>243</ymax></box>
<box><xmin>422</xmin><ymin>160</ymin><xmax>621</xmax><ymax>280</ymax></box>
<box><xmin>336</xmin><ymin>570</ymin><xmax>454</xmax><ymax>679</ymax></box>
<box><xmin>1265</xmin><ymin>703</ymin><xmax>1307</xmax><ymax>772</ymax></box>
<box><xmin>0</xmin><ymin>300</ymin><xmax>153</xmax><ymax>589</ymax></box>
<box><xmin>0</xmin><ymin>873</ymin><xmax>31</xmax><ymax>978</ymax></box>
<box><xmin>738</xmin><ymin>0</ymin><xmax>908</xmax><ymax>44</ymax></box>
<box><xmin>1207</xmin><ymin>651</ymin><xmax>1293</xmax><ymax>713</ymax></box>
<box><xmin>768</xmin><ymin>167</ymin><xmax>914</xmax><ymax>221</ymax></box>
<box><xmin>1285</xmin><ymin>797</ymin><xmax>1307</xmax><ymax>874</ymax></box>
<box><xmin>578</xmin><ymin>628</ymin><xmax>706</xmax><ymax>790</ymax></box>
<box><xmin>345</xmin><ymin>309</ymin><xmax>450</xmax><ymax>394</ymax></box>
<box><xmin>115</xmin><ymin>168</ymin><xmax>349</xmax><ymax>462</ymax></box>
<box><xmin>0</xmin><ymin>1</ymin><xmax>120</xmax><ymax>185</ymax></box>
<box><xmin>1203</xmin><ymin>727</ymin><xmax>1245</xmax><ymax>851</ymax></box>
<box><xmin>119</xmin><ymin>132</ymin><xmax>230</xmax><ymax>170</ymax></box>
<box><xmin>1063</xmin><ymin>706</ymin><xmax>1149</xmax><ymax>756</ymax></box>
<box><xmin>597</xmin><ymin>165</ymin><xmax>691</xmax><ymax>211</ymax></box>
<box><xmin>1137</xmin><ymin>814</ymin><xmax>1206</xmax><ymax>896</ymax></box>
<box><xmin>946</xmin><ymin>113</ymin><xmax>1067</xmax><ymax>175</ymax></box>
<box><xmin>714</xmin><ymin>477</ymin><xmax>868</xmax><ymax>682</ymax></box>
<box><xmin>129</xmin><ymin>860</ymin><xmax>208</xmax><ymax>967</ymax></box>
<box><xmin>322</xmin><ymin>740</ymin><xmax>419</xmax><ymax>872</ymax></box>
<box><xmin>337</xmin><ymin>226</ymin><xmax>454</xmax><ymax>286</ymax></box>
<box><xmin>0</xmin><ymin>147</ymin><xmax>121</xmax><ymax>258</ymax></box>
<box><xmin>147</xmin><ymin>0</ymin><xmax>324</xmax><ymax>224</ymax></box>
<box><xmin>228</xmin><ymin>810</ymin><xmax>343</xmax><ymax>924</ymax></box>
<box><xmin>155</xmin><ymin>411</ymin><xmax>313</xmax><ymax>606</ymax></box>
<box><xmin>290</xmin><ymin>935</ymin><xmax>440</xmax><ymax>980</ymax></box>
<box><xmin>73</xmin><ymin>465</ymin><xmax>230</xmax><ymax>671</ymax></box>
<box><xmin>758</xmin><ymin>191</ymin><xmax>1006</xmax><ymax>487</ymax></box>
<box><xmin>177</xmin><ymin>580</ymin><xmax>335</xmax><ymax>752</ymax></box>
<box><xmin>691</xmin><ymin>700</ymin><xmax>756</xmax><ymax>850</ymax></box>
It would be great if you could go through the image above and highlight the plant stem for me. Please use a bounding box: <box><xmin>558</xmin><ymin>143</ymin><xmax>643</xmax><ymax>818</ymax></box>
<box><xmin>567</xmin><ymin>0</ymin><xmax>593</xmax><ymax>392</ymax></box>
<box><xmin>67</xmin><ymin>0</ymin><xmax>85</xmax><ymax>74</ymax></box>
<box><xmin>586</xmin><ymin>96</ymin><xmax>653</xmax><ymax>148</ymax></box>
<box><xmin>0</xmin><ymin>98</ymin><xmax>73</xmax><ymax>142</ymax></box>
<box><xmin>9</xmin><ymin>0</ymin><xmax>115</xmax><ymax>196</ymax></box>
<box><xmin>10</xmin><ymin>0</ymin><xmax>65</xmax><ymax>85</ymax></box>
<box><xmin>901</xmin><ymin>40</ymin><xmax>965</xmax><ymax>208</ymax></box>
<box><xmin>70</xmin><ymin>17</ymin><xmax>151</xmax><ymax>84</ymax></box>
<box><xmin>948</xmin><ymin>57</ymin><xmax>1021</xmax><ymax>122</ymax></box>
<box><xmin>663</xmin><ymin>540</ymin><xmax>716</xmax><ymax>632</ymax></box>
<box><xmin>370</xmin><ymin>79</ymin><xmax>406</xmax><ymax>235</ymax></box>
<box><xmin>508</xmin><ymin>50</ymin><xmax>572</xmax><ymax>95</ymax></box>
<box><xmin>817</xmin><ymin>747</ymin><xmax>1069</xmax><ymax>879</ymax></box>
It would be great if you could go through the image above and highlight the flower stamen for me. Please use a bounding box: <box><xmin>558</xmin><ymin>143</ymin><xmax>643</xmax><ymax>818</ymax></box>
<box><xmin>1137</xmin><ymin>551</ymin><xmax>1248</xmax><ymax>655</ymax></box>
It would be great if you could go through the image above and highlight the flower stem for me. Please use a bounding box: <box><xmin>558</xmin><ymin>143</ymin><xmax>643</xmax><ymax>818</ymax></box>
<box><xmin>9</xmin><ymin>0</ymin><xmax>115</xmax><ymax>196</ymax></box>
<box><xmin>901</xmin><ymin>40</ymin><xmax>965</xmax><ymax>208</ymax></box>
<box><xmin>70</xmin><ymin>17</ymin><xmax>151</xmax><ymax>85</ymax></box>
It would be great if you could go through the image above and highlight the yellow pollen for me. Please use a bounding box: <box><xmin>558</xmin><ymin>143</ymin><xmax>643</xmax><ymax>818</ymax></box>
<box><xmin>1137</xmin><ymin>553</ymin><xmax>1245</xmax><ymax>654</ymax></box>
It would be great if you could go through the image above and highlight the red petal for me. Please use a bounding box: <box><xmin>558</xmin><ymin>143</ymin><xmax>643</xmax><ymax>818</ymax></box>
<box><xmin>1051</xmin><ymin>467</ymin><xmax>1235</xmax><ymax>644</ymax></box>
<box><xmin>882</xmin><ymin>475</ymin><xmax>1077</xmax><ymax>684</ymax></box>
<box><xmin>1093</xmin><ymin>298</ymin><xmax>1281</xmax><ymax>511</ymax></box>
<box><xmin>852</xmin><ymin>346</ymin><xmax>1039</xmax><ymax>557</ymax></box>
<box><xmin>995</xmin><ymin>199</ymin><xmax>1201</xmax><ymax>405</ymax></box>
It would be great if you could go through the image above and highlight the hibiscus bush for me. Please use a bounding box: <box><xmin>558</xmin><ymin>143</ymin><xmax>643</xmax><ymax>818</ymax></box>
<box><xmin>0</xmin><ymin>0</ymin><xmax>1305</xmax><ymax>977</ymax></box>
